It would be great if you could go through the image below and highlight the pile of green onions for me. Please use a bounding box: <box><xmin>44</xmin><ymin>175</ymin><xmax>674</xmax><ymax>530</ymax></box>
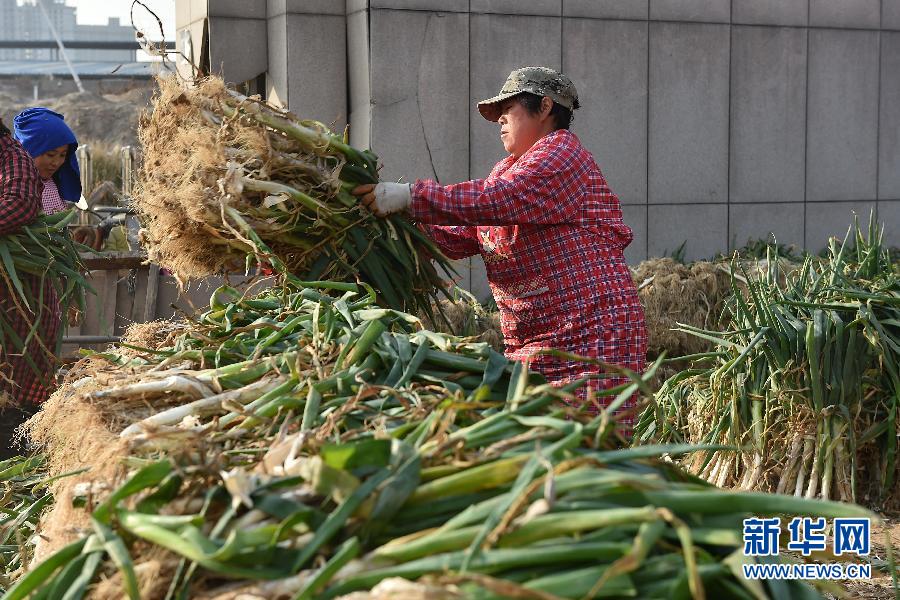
<box><xmin>0</xmin><ymin>209</ymin><xmax>90</xmax><ymax>376</ymax></box>
<box><xmin>135</xmin><ymin>75</ymin><xmax>453</xmax><ymax>316</ymax></box>
<box><xmin>637</xmin><ymin>215</ymin><xmax>900</xmax><ymax>505</ymax></box>
<box><xmin>0</xmin><ymin>455</ymin><xmax>55</xmax><ymax>594</ymax></box>
<box><xmin>4</xmin><ymin>280</ymin><xmax>887</xmax><ymax>600</ymax></box>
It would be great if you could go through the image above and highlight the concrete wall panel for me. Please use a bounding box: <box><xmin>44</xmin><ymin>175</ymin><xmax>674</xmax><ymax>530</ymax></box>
<box><xmin>622</xmin><ymin>205</ymin><xmax>648</xmax><ymax>263</ymax></box>
<box><xmin>268</xmin><ymin>0</ymin><xmax>345</xmax><ymax>15</ymax></box>
<box><xmin>265</xmin><ymin>16</ymin><xmax>288</xmax><ymax>108</ymax></box>
<box><xmin>347</xmin><ymin>8</ymin><xmax>371</xmax><ymax>150</ymax></box>
<box><xmin>369</xmin><ymin>0</ymin><xmax>469</xmax><ymax>11</ymax></box>
<box><xmin>190</xmin><ymin>0</ymin><xmax>206</xmax><ymax>20</ymax></box>
<box><xmin>880</xmin><ymin>33</ymin><xmax>900</xmax><ymax>198</ymax></box>
<box><xmin>469</xmin><ymin>256</ymin><xmax>492</xmax><ymax>302</ymax></box>
<box><xmin>176</xmin><ymin>0</ymin><xmax>191</xmax><ymax>28</ymax></box>
<box><xmin>369</xmin><ymin>10</ymin><xmax>470</xmax><ymax>184</ymax></box>
<box><xmin>208</xmin><ymin>18</ymin><xmax>268</xmax><ymax>84</ymax></box>
<box><xmin>207</xmin><ymin>0</ymin><xmax>266</xmax><ymax>18</ymax></box>
<box><xmin>885</xmin><ymin>0</ymin><xmax>900</xmax><ymax>30</ymax></box>
<box><xmin>730</xmin><ymin>26</ymin><xmax>807</xmax><ymax>203</ymax></box>
<box><xmin>175</xmin><ymin>19</ymin><xmax>206</xmax><ymax>81</ymax></box>
<box><xmin>563</xmin><ymin>0</ymin><xmax>649</xmax><ymax>19</ymax></box>
<box><xmin>878</xmin><ymin>200</ymin><xmax>900</xmax><ymax>245</ymax></box>
<box><xmin>648</xmin><ymin>204</ymin><xmax>727</xmax><ymax>261</ymax></box>
<box><xmin>564</xmin><ymin>19</ymin><xmax>647</xmax><ymax>204</ymax></box>
<box><xmin>649</xmin><ymin>0</ymin><xmax>730</xmax><ymax>23</ymax></box>
<box><xmin>729</xmin><ymin>203</ymin><xmax>805</xmax><ymax>250</ymax></box>
<box><xmin>809</xmin><ymin>0</ymin><xmax>881</xmax><ymax>29</ymax></box>
<box><xmin>805</xmin><ymin>201</ymin><xmax>878</xmax><ymax>250</ymax></box>
<box><xmin>469</xmin><ymin>14</ymin><xmax>562</xmax><ymax>177</ymax></box>
<box><xmin>649</xmin><ymin>22</ymin><xmax>729</xmax><ymax>204</ymax></box>
<box><xmin>731</xmin><ymin>0</ymin><xmax>807</xmax><ymax>26</ymax></box>
<box><xmin>283</xmin><ymin>13</ymin><xmax>346</xmax><ymax>128</ymax></box>
<box><xmin>471</xmin><ymin>0</ymin><xmax>561</xmax><ymax>16</ymax></box>
<box><xmin>347</xmin><ymin>0</ymin><xmax>367</xmax><ymax>13</ymax></box>
<box><xmin>807</xmin><ymin>29</ymin><xmax>879</xmax><ymax>202</ymax></box>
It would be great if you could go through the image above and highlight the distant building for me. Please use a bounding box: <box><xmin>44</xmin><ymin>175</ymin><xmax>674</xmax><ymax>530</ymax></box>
<box><xmin>0</xmin><ymin>0</ymin><xmax>134</xmax><ymax>62</ymax></box>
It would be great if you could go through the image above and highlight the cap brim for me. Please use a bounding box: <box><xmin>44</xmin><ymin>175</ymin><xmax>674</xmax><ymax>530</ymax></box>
<box><xmin>477</xmin><ymin>91</ymin><xmax>519</xmax><ymax>122</ymax></box>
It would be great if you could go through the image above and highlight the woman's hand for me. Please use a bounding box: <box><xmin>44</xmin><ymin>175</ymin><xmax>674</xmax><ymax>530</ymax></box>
<box><xmin>351</xmin><ymin>183</ymin><xmax>411</xmax><ymax>217</ymax></box>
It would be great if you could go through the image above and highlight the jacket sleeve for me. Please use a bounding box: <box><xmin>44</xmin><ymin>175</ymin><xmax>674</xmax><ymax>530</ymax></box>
<box><xmin>421</xmin><ymin>224</ymin><xmax>480</xmax><ymax>260</ymax></box>
<box><xmin>409</xmin><ymin>138</ymin><xmax>585</xmax><ymax>226</ymax></box>
<box><xmin>0</xmin><ymin>139</ymin><xmax>42</xmax><ymax>235</ymax></box>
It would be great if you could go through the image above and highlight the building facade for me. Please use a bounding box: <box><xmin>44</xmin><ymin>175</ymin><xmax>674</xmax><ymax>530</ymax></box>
<box><xmin>177</xmin><ymin>0</ymin><xmax>900</xmax><ymax>299</ymax></box>
<box><xmin>0</xmin><ymin>0</ymin><xmax>135</xmax><ymax>62</ymax></box>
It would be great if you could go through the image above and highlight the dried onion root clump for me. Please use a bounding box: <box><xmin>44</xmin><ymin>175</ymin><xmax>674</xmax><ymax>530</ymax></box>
<box><xmin>135</xmin><ymin>75</ymin><xmax>452</xmax><ymax>315</ymax></box>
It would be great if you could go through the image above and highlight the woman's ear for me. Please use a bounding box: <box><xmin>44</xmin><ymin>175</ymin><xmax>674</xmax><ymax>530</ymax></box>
<box><xmin>541</xmin><ymin>96</ymin><xmax>554</xmax><ymax>119</ymax></box>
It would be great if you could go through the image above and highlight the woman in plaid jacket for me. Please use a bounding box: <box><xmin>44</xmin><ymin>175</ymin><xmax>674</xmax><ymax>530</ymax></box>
<box><xmin>0</xmin><ymin>117</ymin><xmax>61</xmax><ymax>458</ymax></box>
<box><xmin>354</xmin><ymin>67</ymin><xmax>647</xmax><ymax>430</ymax></box>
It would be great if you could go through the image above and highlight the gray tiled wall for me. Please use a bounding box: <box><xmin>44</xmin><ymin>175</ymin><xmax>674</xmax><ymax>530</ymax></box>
<box><xmin>267</xmin><ymin>10</ymin><xmax>347</xmax><ymax>129</ymax></box>
<box><xmin>563</xmin><ymin>18</ymin><xmax>648</xmax><ymax>205</ymax></box>
<box><xmin>806</xmin><ymin>201</ymin><xmax>878</xmax><ymax>249</ymax></box>
<box><xmin>806</xmin><ymin>29</ymin><xmax>879</xmax><ymax>202</ymax></box>
<box><xmin>648</xmin><ymin>22</ymin><xmax>730</xmax><ymax>205</ymax></box>
<box><xmin>183</xmin><ymin>0</ymin><xmax>900</xmax><ymax>301</ymax></box>
<box><xmin>881</xmin><ymin>32</ymin><xmax>900</xmax><ymax>198</ymax></box>
<box><xmin>729</xmin><ymin>26</ymin><xmax>807</xmax><ymax>204</ymax></box>
<box><xmin>730</xmin><ymin>203</ymin><xmax>805</xmax><ymax>250</ymax></box>
<box><xmin>469</xmin><ymin>13</ymin><xmax>562</xmax><ymax>176</ymax></box>
<box><xmin>368</xmin><ymin>9</ymin><xmax>470</xmax><ymax>185</ymax></box>
<box><xmin>347</xmin><ymin>0</ymin><xmax>899</xmax><ymax>299</ymax></box>
<box><xmin>177</xmin><ymin>1</ymin><xmax>268</xmax><ymax>84</ymax></box>
<box><xmin>732</xmin><ymin>0</ymin><xmax>808</xmax><ymax>26</ymax></box>
<box><xmin>650</xmin><ymin>0</ymin><xmax>731</xmax><ymax>22</ymax></box>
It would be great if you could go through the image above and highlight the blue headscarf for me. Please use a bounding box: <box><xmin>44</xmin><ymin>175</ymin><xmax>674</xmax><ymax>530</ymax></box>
<box><xmin>13</xmin><ymin>107</ymin><xmax>81</xmax><ymax>202</ymax></box>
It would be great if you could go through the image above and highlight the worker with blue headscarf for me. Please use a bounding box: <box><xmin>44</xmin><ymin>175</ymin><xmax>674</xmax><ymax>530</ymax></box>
<box><xmin>13</xmin><ymin>107</ymin><xmax>81</xmax><ymax>215</ymax></box>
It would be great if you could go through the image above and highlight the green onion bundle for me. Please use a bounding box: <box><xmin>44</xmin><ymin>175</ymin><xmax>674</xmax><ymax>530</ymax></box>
<box><xmin>0</xmin><ymin>456</ymin><xmax>52</xmax><ymax>595</ymax></box>
<box><xmin>0</xmin><ymin>209</ymin><xmax>90</xmax><ymax>375</ymax></box>
<box><xmin>637</xmin><ymin>215</ymin><xmax>900</xmax><ymax>506</ymax></box>
<box><xmin>135</xmin><ymin>75</ymin><xmax>453</xmax><ymax>315</ymax></box>
<box><xmin>7</xmin><ymin>281</ymin><xmax>885</xmax><ymax>600</ymax></box>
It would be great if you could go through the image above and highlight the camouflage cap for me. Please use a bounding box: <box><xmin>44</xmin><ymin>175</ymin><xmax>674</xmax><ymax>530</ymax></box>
<box><xmin>477</xmin><ymin>66</ymin><xmax>579</xmax><ymax>122</ymax></box>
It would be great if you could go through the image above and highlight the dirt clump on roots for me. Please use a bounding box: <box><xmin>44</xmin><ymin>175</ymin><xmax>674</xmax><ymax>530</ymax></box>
<box><xmin>135</xmin><ymin>75</ymin><xmax>451</xmax><ymax>315</ymax></box>
<box><xmin>24</xmin><ymin>362</ymin><xmax>128</xmax><ymax>562</ymax></box>
<box><xmin>22</xmin><ymin>351</ymin><xmax>202</xmax><ymax>563</ymax></box>
<box><xmin>632</xmin><ymin>258</ymin><xmax>738</xmax><ymax>358</ymax></box>
<box><xmin>121</xmin><ymin>319</ymin><xmax>184</xmax><ymax>352</ymax></box>
<box><xmin>419</xmin><ymin>297</ymin><xmax>504</xmax><ymax>353</ymax></box>
<box><xmin>136</xmin><ymin>76</ymin><xmax>256</xmax><ymax>279</ymax></box>
<box><xmin>90</xmin><ymin>546</ymin><xmax>178</xmax><ymax>600</ymax></box>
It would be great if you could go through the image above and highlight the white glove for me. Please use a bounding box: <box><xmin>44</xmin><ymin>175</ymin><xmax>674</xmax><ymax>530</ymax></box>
<box><xmin>367</xmin><ymin>182</ymin><xmax>411</xmax><ymax>216</ymax></box>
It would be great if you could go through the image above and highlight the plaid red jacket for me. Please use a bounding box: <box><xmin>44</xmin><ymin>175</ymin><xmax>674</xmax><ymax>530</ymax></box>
<box><xmin>411</xmin><ymin>130</ymin><xmax>647</xmax><ymax>425</ymax></box>
<box><xmin>0</xmin><ymin>134</ymin><xmax>60</xmax><ymax>405</ymax></box>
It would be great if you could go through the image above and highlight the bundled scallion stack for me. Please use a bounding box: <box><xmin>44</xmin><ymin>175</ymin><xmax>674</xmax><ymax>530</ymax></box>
<box><xmin>6</xmin><ymin>280</ymin><xmax>883</xmax><ymax>600</ymax></box>
<box><xmin>0</xmin><ymin>455</ymin><xmax>51</xmax><ymax>595</ymax></box>
<box><xmin>0</xmin><ymin>209</ymin><xmax>90</xmax><ymax>374</ymax></box>
<box><xmin>135</xmin><ymin>75</ymin><xmax>453</xmax><ymax>315</ymax></box>
<box><xmin>638</xmin><ymin>216</ymin><xmax>900</xmax><ymax>507</ymax></box>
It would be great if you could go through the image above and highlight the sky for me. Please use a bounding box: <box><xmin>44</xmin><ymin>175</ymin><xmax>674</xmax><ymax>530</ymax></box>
<box><xmin>66</xmin><ymin>0</ymin><xmax>175</xmax><ymax>39</ymax></box>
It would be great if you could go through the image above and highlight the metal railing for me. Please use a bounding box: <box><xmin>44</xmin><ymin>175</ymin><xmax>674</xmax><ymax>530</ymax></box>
<box><xmin>120</xmin><ymin>145</ymin><xmax>135</xmax><ymax>198</ymax></box>
<box><xmin>75</xmin><ymin>143</ymin><xmax>137</xmax><ymax>202</ymax></box>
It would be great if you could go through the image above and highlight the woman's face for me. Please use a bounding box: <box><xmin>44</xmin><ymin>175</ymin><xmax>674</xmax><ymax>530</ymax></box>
<box><xmin>497</xmin><ymin>96</ymin><xmax>553</xmax><ymax>158</ymax></box>
<box><xmin>33</xmin><ymin>145</ymin><xmax>68</xmax><ymax>180</ymax></box>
